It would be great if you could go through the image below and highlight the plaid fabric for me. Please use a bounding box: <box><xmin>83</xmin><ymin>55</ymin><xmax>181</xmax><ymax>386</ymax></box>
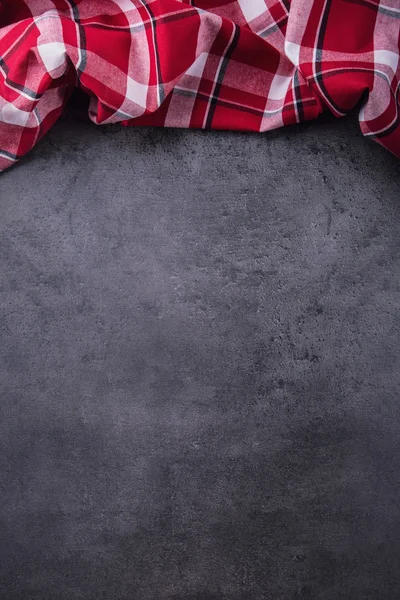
<box><xmin>0</xmin><ymin>0</ymin><xmax>399</xmax><ymax>171</ymax></box>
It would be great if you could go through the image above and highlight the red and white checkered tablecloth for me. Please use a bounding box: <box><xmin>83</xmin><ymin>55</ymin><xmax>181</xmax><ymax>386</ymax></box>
<box><xmin>0</xmin><ymin>0</ymin><xmax>399</xmax><ymax>171</ymax></box>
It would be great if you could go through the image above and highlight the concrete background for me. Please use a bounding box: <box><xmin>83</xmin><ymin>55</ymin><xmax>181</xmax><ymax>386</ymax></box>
<box><xmin>1</xmin><ymin>99</ymin><xmax>400</xmax><ymax>599</ymax></box>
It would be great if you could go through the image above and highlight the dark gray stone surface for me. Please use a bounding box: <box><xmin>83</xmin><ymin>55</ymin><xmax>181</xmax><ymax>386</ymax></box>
<box><xmin>1</xmin><ymin>103</ymin><xmax>400</xmax><ymax>599</ymax></box>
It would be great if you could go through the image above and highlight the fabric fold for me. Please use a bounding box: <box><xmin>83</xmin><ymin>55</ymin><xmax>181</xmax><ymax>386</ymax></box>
<box><xmin>0</xmin><ymin>0</ymin><xmax>399</xmax><ymax>171</ymax></box>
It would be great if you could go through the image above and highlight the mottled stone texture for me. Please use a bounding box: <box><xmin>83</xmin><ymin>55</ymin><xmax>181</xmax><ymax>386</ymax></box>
<box><xmin>1</xmin><ymin>101</ymin><xmax>400</xmax><ymax>599</ymax></box>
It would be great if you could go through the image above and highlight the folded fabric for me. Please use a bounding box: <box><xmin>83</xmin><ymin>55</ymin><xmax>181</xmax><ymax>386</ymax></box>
<box><xmin>0</xmin><ymin>0</ymin><xmax>399</xmax><ymax>171</ymax></box>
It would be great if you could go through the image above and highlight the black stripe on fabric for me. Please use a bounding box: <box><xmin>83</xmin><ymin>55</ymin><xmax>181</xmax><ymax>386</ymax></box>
<box><xmin>0</xmin><ymin>56</ymin><xmax>9</xmax><ymax>74</ymax></box>
<box><xmin>294</xmin><ymin>69</ymin><xmax>305</xmax><ymax>122</ymax></box>
<box><xmin>0</xmin><ymin>149</ymin><xmax>19</xmax><ymax>160</ymax></box>
<box><xmin>4</xmin><ymin>79</ymin><xmax>40</xmax><ymax>100</ymax></box>
<box><xmin>68</xmin><ymin>0</ymin><xmax>87</xmax><ymax>74</ymax></box>
<box><xmin>259</xmin><ymin>23</ymin><xmax>279</xmax><ymax>38</ymax></box>
<box><xmin>315</xmin><ymin>0</ymin><xmax>344</xmax><ymax>115</ymax></box>
<box><xmin>205</xmin><ymin>23</ymin><xmax>241</xmax><ymax>130</ymax></box>
<box><xmin>0</xmin><ymin>54</ymin><xmax>41</xmax><ymax>100</ymax></box>
<box><xmin>281</xmin><ymin>0</ymin><xmax>290</xmax><ymax>12</ymax></box>
<box><xmin>140</xmin><ymin>0</ymin><xmax>165</xmax><ymax>103</ymax></box>
<box><xmin>77</xmin><ymin>25</ymin><xmax>87</xmax><ymax>74</ymax></box>
<box><xmin>33</xmin><ymin>107</ymin><xmax>42</xmax><ymax>126</ymax></box>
